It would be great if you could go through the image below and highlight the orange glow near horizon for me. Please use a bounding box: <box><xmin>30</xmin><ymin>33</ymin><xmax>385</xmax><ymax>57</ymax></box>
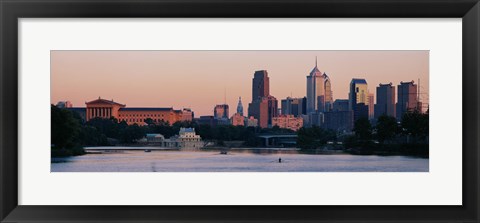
<box><xmin>51</xmin><ymin>51</ymin><xmax>429</xmax><ymax>116</ymax></box>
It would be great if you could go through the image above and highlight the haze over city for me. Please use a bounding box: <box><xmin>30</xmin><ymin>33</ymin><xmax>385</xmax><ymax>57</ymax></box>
<box><xmin>51</xmin><ymin>50</ymin><xmax>429</xmax><ymax>116</ymax></box>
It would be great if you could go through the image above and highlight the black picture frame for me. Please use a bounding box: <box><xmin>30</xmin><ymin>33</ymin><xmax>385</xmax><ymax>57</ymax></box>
<box><xmin>1</xmin><ymin>0</ymin><xmax>479</xmax><ymax>222</ymax></box>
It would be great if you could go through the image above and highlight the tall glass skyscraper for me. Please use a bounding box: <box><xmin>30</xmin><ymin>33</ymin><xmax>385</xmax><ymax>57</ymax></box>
<box><xmin>349</xmin><ymin>78</ymin><xmax>369</xmax><ymax>120</ymax></box>
<box><xmin>306</xmin><ymin>58</ymin><xmax>333</xmax><ymax>114</ymax></box>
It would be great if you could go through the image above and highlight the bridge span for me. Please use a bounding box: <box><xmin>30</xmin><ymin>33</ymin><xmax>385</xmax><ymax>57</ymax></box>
<box><xmin>257</xmin><ymin>134</ymin><xmax>298</xmax><ymax>147</ymax></box>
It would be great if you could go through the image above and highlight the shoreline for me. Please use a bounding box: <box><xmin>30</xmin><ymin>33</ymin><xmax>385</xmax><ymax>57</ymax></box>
<box><xmin>79</xmin><ymin>146</ymin><xmax>427</xmax><ymax>158</ymax></box>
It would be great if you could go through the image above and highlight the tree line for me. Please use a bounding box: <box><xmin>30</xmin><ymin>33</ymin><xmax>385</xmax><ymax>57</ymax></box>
<box><xmin>52</xmin><ymin>105</ymin><xmax>428</xmax><ymax>157</ymax></box>
<box><xmin>51</xmin><ymin>105</ymin><xmax>294</xmax><ymax>157</ymax></box>
<box><xmin>296</xmin><ymin>110</ymin><xmax>429</xmax><ymax>157</ymax></box>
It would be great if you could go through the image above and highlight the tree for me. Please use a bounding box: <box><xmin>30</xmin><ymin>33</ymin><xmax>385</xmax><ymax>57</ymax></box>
<box><xmin>401</xmin><ymin>110</ymin><xmax>429</xmax><ymax>141</ymax></box>
<box><xmin>119</xmin><ymin>124</ymin><xmax>145</xmax><ymax>143</ymax></box>
<box><xmin>353</xmin><ymin>118</ymin><xmax>372</xmax><ymax>140</ymax></box>
<box><xmin>51</xmin><ymin>105</ymin><xmax>81</xmax><ymax>149</ymax></box>
<box><xmin>375</xmin><ymin>115</ymin><xmax>398</xmax><ymax>143</ymax></box>
<box><xmin>297</xmin><ymin>126</ymin><xmax>336</xmax><ymax>150</ymax></box>
<box><xmin>144</xmin><ymin>118</ymin><xmax>155</xmax><ymax>125</ymax></box>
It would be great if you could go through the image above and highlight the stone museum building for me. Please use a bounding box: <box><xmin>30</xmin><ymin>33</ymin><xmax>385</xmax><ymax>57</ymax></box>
<box><xmin>68</xmin><ymin>97</ymin><xmax>193</xmax><ymax>125</ymax></box>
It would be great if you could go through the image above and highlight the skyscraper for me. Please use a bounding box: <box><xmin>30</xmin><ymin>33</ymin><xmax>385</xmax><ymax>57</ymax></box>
<box><xmin>349</xmin><ymin>78</ymin><xmax>369</xmax><ymax>121</ymax></box>
<box><xmin>396</xmin><ymin>81</ymin><xmax>418</xmax><ymax>120</ymax></box>
<box><xmin>214</xmin><ymin>104</ymin><xmax>229</xmax><ymax>119</ymax></box>
<box><xmin>306</xmin><ymin>57</ymin><xmax>333</xmax><ymax>113</ymax></box>
<box><xmin>248</xmin><ymin>70</ymin><xmax>278</xmax><ymax>128</ymax></box>
<box><xmin>252</xmin><ymin>70</ymin><xmax>269</xmax><ymax>100</ymax></box>
<box><xmin>375</xmin><ymin>83</ymin><xmax>396</xmax><ymax>119</ymax></box>
<box><xmin>236</xmin><ymin>97</ymin><xmax>244</xmax><ymax>116</ymax></box>
<box><xmin>333</xmin><ymin>99</ymin><xmax>349</xmax><ymax>112</ymax></box>
<box><xmin>281</xmin><ymin>97</ymin><xmax>305</xmax><ymax>117</ymax></box>
<box><xmin>368</xmin><ymin>93</ymin><xmax>374</xmax><ymax>120</ymax></box>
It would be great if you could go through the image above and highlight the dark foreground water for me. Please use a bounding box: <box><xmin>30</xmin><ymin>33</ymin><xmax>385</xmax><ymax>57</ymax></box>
<box><xmin>51</xmin><ymin>147</ymin><xmax>428</xmax><ymax>172</ymax></box>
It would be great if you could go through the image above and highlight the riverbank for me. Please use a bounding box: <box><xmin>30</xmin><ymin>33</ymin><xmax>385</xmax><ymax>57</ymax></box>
<box><xmin>51</xmin><ymin>146</ymin><xmax>86</xmax><ymax>157</ymax></box>
<box><xmin>79</xmin><ymin>145</ymin><xmax>427</xmax><ymax>158</ymax></box>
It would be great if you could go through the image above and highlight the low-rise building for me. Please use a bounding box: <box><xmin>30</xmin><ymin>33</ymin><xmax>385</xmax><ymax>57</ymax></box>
<box><xmin>144</xmin><ymin>128</ymin><xmax>203</xmax><ymax>148</ymax></box>
<box><xmin>177</xmin><ymin>127</ymin><xmax>203</xmax><ymax>148</ymax></box>
<box><xmin>231</xmin><ymin>113</ymin><xmax>245</xmax><ymax>126</ymax></box>
<box><xmin>70</xmin><ymin>97</ymin><xmax>193</xmax><ymax>126</ymax></box>
<box><xmin>272</xmin><ymin>115</ymin><xmax>304</xmax><ymax>131</ymax></box>
<box><xmin>146</xmin><ymin>134</ymin><xmax>165</xmax><ymax>145</ymax></box>
<box><xmin>245</xmin><ymin>116</ymin><xmax>258</xmax><ymax>127</ymax></box>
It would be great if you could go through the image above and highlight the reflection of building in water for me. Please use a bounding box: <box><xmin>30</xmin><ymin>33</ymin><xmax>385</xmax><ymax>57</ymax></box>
<box><xmin>63</xmin><ymin>97</ymin><xmax>193</xmax><ymax>125</ymax></box>
<box><xmin>145</xmin><ymin>128</ymin><xmax>203</xmax><ymax>149</ymax></box>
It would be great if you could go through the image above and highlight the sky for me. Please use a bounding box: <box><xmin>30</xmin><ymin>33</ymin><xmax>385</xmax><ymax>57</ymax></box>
<box><xmin>51</xmin><ymin>51</ymin><xmax>429</xmax><ymax>116</ymax></box>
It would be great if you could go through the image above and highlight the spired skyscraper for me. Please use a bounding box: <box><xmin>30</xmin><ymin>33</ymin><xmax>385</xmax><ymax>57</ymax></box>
<box><xmin>248</xmin><ymin>70</ymin><xmax>278</xmax><ymax>128</ymax></box>
<box><xmin>306</xmin><ymin>57</ymin><xmax>333</xmax><ymax>114</ymax></box>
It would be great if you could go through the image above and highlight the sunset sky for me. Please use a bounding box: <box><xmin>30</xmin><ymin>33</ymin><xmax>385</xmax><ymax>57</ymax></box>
<box><xmin>51</xmin><ymin>51</ymin><xmax>429</xmax><ymax>116</ymax></box>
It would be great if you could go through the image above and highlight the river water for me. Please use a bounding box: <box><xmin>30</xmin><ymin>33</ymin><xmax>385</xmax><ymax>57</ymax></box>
<box><xmin>51</xmin><ymin>147</ymin><xmax>428</xmax><ymax>172</ymax></box>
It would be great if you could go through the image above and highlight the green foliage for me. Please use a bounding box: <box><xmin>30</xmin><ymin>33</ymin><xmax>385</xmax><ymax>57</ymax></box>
<box><xmin>51</xmin><ymin>105</ymin><xmax>81</xmax><ymax>149</ymax></box>
<box><xmin>401</xmin><ymin>110</ymin><xmax>429</xmax><ymax>140</ymax></box>
<box><xmin>119</xmin><ymin>124</ymin><xmax>146</xmax><ymax>144</ymax></box>
<box><xmin>297</xmin><ymin>126</ymin><xmax>336</xmax><ymax>150</ymax></box>
<box><xmin>353</xmin><ymin>118</ymin><xmax>372</xmax><ymax>140</ymax></box>
<box><xmin>344</xmin><ymin>111</ymin><xmax>429</xmax><ymax>157</ymax></box>
<box><xmin>78</xmin><ymin>126</ymin><xmax>109</xmax><ymax>146</ymax></box>
<box><xmin>86</xmin><ymin>117</ymin><xmax>123</xmax><ymax>139</ymax></box>
<box><xmin>51</xmin><ymin>105</ymin><xmax>85</xmax><ymax>156</ymax></box>
<box><xmin>375</xmin><ymin>115</ymin><xmax>398</xmax><ymax>143</ymax></box>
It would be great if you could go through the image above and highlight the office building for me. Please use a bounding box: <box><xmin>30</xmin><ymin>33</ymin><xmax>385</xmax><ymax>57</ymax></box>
<box><xmin>349</xmin><ymin>78</ymin><xmax>369</xmax><ymax>120</ymax></box>
<box><xmin>333</xmin><ymin>99</ymin><xmax>349</xmax><ymax>112</ymax></box>
<box><xmin>306</xmin><ymin>57</ymin><xmax>333</xmax><ymax>113</ymax></box>
<box><xmin>272</xmin><ymin>115</ymin><xmax>304</xmax><ymax>131</ymax></box>
<box><xmin>396</xmin><ymin>81</ymin><xmax>418</xmax><ymax>120</ymax></box>
<box><xmin>323</xmin><ymin>111</ymin><xmax>354</xmax><ymax>132</ymax></box>
<box><xmin>374</xmin><ymin>83</ymin><xmax>396</xmax><ymax>118</ymax></box>
<box><xmin>214</xmin><ymin>104</ymin><xmax>229</xmax><ymax>119</ymax></box>
<box><xmin>248</xmin><ymin>70</ymin><xmax>278</xmax><ymax>128</ymax></box>
<box><xmin>281</xmin><ymin>97</ymin><xmax>306</xmax><ymax>117</ymax></box>
<box><xmin>368</xmin><ymin>93</ymin><xmax>374</xmax><ymax>120</ymax></box>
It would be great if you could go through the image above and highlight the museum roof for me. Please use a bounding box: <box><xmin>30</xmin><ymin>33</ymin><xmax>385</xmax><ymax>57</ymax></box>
<box><xmin>119</xmin><ymin>107</ymin><xmax>173</xmax><ymax>111</ymax></box>
<box><xmin>85</xmin><ymin>98</ymin><xmax>126</xmax><ymax>106</ymax></box>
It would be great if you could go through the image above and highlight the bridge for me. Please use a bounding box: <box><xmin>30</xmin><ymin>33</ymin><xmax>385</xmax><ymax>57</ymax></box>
<box><xmin>257</xmin><ymin>134</ymin><xmax>298</xmax><ymax>147</ymax></box>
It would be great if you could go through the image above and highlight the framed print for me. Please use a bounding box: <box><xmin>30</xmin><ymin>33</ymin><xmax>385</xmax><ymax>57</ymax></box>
<box><xmin>1</xmin><ymin>0</ymin><xmax>479</xmax><ymax>222</ymax></box>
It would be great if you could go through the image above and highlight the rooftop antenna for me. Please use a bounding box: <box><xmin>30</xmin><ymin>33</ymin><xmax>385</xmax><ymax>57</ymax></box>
<box><xmin>418</xmin><ymin>78</ymin><xmax>420</xmax><ymax>102</ymax></box>
<box><xmin>224</xmin><ymin>87</ymin><xmax>227</xmax><ymax>105</ymax></box>
<box><xmin>315</xmin><ymin>56</ymin><xmax>318</xmax><ymax>67</ymax></box>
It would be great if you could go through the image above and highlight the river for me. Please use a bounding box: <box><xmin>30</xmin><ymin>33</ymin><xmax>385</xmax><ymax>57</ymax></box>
<box><xmin>51</xmin><ymin>147</ymin><xmax>428</xmax><ymax>172</ymax></box>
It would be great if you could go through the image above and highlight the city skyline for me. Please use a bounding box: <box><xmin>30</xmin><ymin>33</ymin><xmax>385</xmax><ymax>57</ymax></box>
<box><xmin>51</xmin><ymin>51</ymin><xmax>429</xmax><ymax>116</ymax></box>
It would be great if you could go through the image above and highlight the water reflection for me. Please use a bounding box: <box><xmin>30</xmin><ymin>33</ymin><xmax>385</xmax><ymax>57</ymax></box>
<box><xmin>51</xmin><ymin>148</ymin><xmax>429</xmax><ymax>172</ymax></box>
